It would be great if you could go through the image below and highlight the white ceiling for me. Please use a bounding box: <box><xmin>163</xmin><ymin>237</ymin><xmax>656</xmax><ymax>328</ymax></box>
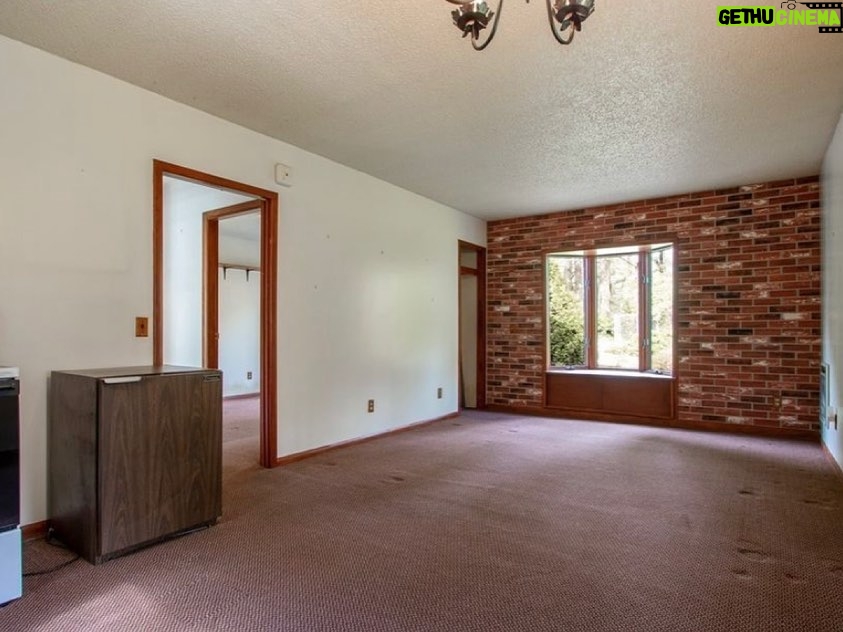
<box><xmin>219</xmin><ymin>213</ymin><xmax>261</xmax><ymax>243</ymax></box>
<box><xmin>1</xmin><ymin>1</ymin><xmax>842</xmax><ymax>220</ymax></box>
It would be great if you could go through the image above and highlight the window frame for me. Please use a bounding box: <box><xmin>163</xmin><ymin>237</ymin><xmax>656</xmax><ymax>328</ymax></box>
<box><xmin>546</xmin><ymin>242</ymin><xmax>675</xmax><ymax>375</ymax></box>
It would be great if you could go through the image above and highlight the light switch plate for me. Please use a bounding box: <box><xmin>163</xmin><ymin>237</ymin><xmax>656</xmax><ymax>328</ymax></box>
<box><xmin>135</xmin><ymin>317</ymin><xmax>149</xmax><ymax>337</ymax></box>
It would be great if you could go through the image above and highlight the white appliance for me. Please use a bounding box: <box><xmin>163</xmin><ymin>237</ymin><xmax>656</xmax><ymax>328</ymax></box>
<box><xmin>0</xmin><ymin>366</ymin><xmax>21</xmax><ymax>605</ymax></box>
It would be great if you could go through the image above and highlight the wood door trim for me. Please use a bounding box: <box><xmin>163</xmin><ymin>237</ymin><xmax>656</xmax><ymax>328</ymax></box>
<box><xmin>153</xmin><ymin>160</ymin><xmax>279</xmax><ymax>468</ymax></box>
<box><xmin>260</xmin><ymin>196</ymin><xmax>279</xmax><ymax>470</ymax></box>
<box><xmin>203</xmin><ymin>203</ymin><xmax>262</xmax><ymax>370</ymax></box>
<box><xmin>203</xmin><ymin>211</ymin><xmax>220</xmax><ymax>369</ymax></box>
<box><xmin>155</xmin><ymin>161</ymin><xmax>278</xmax><ymax>202</ymax></box>
<box><xmin>205</xmin><ymin>200</ymin><xmax>262</xmax><ymax>221</ymax></box>
<box><xmin>458</xmin><ymin>240</ymin><xmax>487</xmax><ymax>409</ymax></box>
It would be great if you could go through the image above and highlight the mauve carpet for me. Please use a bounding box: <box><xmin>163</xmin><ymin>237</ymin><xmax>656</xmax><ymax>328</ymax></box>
<box><xmin>2</xmin><ymin>403</ymin><xmax>843</xmax><ymax>631</ymax></box>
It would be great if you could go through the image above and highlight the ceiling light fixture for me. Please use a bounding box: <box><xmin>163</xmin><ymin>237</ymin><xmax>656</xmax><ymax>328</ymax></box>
<box><xmin>446</xmin><ymin>0</ymin><xmax>595</xmax><ymax>51</ymax></box>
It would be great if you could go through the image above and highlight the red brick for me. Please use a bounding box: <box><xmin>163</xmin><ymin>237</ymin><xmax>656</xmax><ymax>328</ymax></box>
<box><xmin>486</xmin><ymin>176</ymin><xmax>821</xmax><ymax>431</ymax></box>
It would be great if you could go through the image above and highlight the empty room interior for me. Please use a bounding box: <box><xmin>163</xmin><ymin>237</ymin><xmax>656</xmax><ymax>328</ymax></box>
<box><xmin>1</xmin><ymin>2</ymin><xmax>843</xmax><ymax>631</ymax></box>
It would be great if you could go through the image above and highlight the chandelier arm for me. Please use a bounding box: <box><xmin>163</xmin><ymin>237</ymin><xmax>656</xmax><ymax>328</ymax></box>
<box><xmin>545</xmin><ymin>0</ymin><xmax>576</xmax><ymax>45</ymax></box>
<box><xmin>471</xmin><ymin>0</ymin><xmax>505</xmax><ymax>51</ymax></box>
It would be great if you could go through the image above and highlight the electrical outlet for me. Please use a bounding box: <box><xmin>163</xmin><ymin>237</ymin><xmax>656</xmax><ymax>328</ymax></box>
<box><xmin>247</xmin><ymin>371</ymin><xmax>252</xmax><ymax>380</ymax></box>
<box><xmin>135</xmin><ymin>317</ymin><xmax>149</xmax><ymax>338</ymax></box>
<box><xmin>368</xmin><ymin>399</ymin><xmax>375</xmax><ymax>413</ymax></box>
<box><xmin>772</xmin><ymin>396</ymin><xmax>782</xmax><ymax>409</ymax></box>
<box><xmin>829</xmin><ymin>407</ymin><xmax>838</xmax><ymax>430</ymax></box>
<box><xmin>437</xmin><ymin>387</ymin><xmax>443</xmax><ymax>399</ymax></box>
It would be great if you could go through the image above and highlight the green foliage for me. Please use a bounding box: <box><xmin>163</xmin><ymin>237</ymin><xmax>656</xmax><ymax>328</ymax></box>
<box><xmin>548</xmin><ymin>260</ymin><xmax>585</xmax><ymax>366</ymax></box>
<box><xmin>649</xmin><ymin>247</ymin><xmax>674</xmax><ymax>373</ymax></box>
<box><xmin>594</xmin><ymin>254</ymin><xmax>639</xmax><ymax>368</ymax></box>
<box><xmin>550</xmin><ymin>308</ymin><xmax>585</xmax><ymax>366</ymax></box>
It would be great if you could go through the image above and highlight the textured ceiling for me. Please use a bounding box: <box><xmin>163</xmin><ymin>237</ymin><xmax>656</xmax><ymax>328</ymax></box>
<box><xmin>219</xmin><ymin>214</ymin><xmax>261</xmax><ymax>243</ymax></box>
<box><xmin>1</xmin><ymin>1</ymin><xmax>842</xmax><ymax>220</ymax></box>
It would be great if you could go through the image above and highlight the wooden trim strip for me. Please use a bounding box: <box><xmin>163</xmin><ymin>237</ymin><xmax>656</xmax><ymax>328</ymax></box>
<box><xmin>485</xmin><ymin>404</ymin><xmax>820</xmax><ymax>442</ymax></box>
<box><xmin>823</xmin><ymin>444</ymin><xmax>843</xmax><ymax>482</ymax></box>
<box><xmin>152</xmin><ymin>161</ymin><xmax>164</xmax><ymax>366</ymax></box>
<box><xmin>203</xmin><ymin>210</ymin><xmax>220</xmax><ymax>368</ymax></box>
<box><xmin>22</xmin><ymin>520</ymin><xmax>49</xmax><ymax>541</ymax></box>
<box><xmin>261</xmin><ymin>195</ymin><xmax>279</xmax><ymax>469</ymax></box>
<box><xmin>276</xmin><ymin>412</ymin><xmax>460</xmax><ymax>467</ymax></box>
<box><xmin>154</xmin><ymin>160</ymin><xmax>278</xmax><ymax>200</ymax></box>
<box><xmin>204</xmin><ymin>200</ymin><xmax>261</xmax><ymax>221</ymax></box>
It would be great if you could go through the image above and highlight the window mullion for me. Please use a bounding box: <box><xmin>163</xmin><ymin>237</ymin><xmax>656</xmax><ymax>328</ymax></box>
<box><xmin>639</xmin><ymin>250</ymin><xmax>650</xmax><ymax>372</ymax></box>
<box><xmin>585</xmin><ymin>255</ymin><xmax>597</xmax><ymax>369</ymax></box>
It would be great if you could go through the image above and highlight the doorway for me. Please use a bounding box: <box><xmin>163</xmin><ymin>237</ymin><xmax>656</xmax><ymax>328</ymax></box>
<box><xmin>206</xmin><ymin>205</ymin><xmax>263</xmax><ymax>469</ymax></box>
<box><xmin>153</xmin><ymin>160</ymin><xmax>278</xmax><ymax>468</ymax></box>
<box><xmin>458</xmin><ymin>241</ymin><xmax>486</xmax><ymax>409</ymax></box>
<box><xmin>203</xmin><ymin>201</ymin><xmax>263</xmax><ymax>372</ymax></box>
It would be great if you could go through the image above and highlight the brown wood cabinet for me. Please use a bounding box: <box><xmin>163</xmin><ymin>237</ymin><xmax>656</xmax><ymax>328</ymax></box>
<box><xmin>49</xmin><ymin>366</ymin><xmax>222</xmax><ymax>564</ymax></box>
<box><xmin>545</xmin><ymin>370</ymin><xmax>675</xmax><ymax>420</ymax></box>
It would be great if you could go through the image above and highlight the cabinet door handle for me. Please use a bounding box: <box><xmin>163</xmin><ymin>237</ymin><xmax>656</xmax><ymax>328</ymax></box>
<box><xmin>102</xmin><ymin>376</ymin><xmax>142</xmax><ymax>385</ymax></box>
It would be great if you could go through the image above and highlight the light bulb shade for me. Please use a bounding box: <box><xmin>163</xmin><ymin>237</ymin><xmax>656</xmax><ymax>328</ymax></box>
<box><xmin>445</xmin><ymin>0</ymin><xmax>594</xmax><ymax>50</ymax></box>
<box><xmin>451</xmin><ymin>1</ymin><xmax>496</xmax><ymax>39</ymax></box>
<box><xmin>553</xmin><ymin>0</ymin><xmax>595</xmax><ymax>32</ymax></box>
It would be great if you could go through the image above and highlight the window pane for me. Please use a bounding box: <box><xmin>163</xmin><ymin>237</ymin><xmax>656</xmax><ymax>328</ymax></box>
<box><xmin>650</xmin><ymin>246</ymin><xmax>674</xmax><ymax>374</ymax></box>
<box><xmin>547</xmin><ymin>257</ymin><xmax>585</xmax><ymax>367</ymax></box>
<box><xmin>595</xmin><ymin>254</ymin><xmax>639</xmax><ymax>369</ymax></box>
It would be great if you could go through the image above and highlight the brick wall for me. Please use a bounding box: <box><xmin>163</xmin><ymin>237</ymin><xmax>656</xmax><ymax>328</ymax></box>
<box><xmin>487</xmin><ymin>177</ymin><xmax>822</xmax><ymax>431</ymax></box>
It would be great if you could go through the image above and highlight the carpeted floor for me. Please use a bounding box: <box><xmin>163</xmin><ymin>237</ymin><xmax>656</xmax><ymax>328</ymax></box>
<box><xmin>2</xmin><ymin>407</ymin><xmax>843</xmax><ymax>631</ymax></box>
<box><xmin>221</xmin><ymin>395</ymin><xmax>262</xmax><ymax>480</ymax></box>
<box><xmin>222</xmin><ymin>396</ymin><xmax>261</xmax><ymax>446</ymax></box>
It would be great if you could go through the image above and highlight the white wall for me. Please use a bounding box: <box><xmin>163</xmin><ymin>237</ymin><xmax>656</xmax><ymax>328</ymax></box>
<box><xmin>0</xmin><ymin>35</ymin><xmax>486</xmax><ymax>525</ymax></box>
<box><xmin>163</xmin><ymin>177</ymin><xmax>254</xmax><ymax>367</ymax></box>
<box><xmin>219</xmin><ymin>233</ymin><xmax>261</xmax><ymax>397</ymax></box>
<box><xmin>219</xmin><ymin>226</ymin><xmax>261</xmax><ymax>268</ymax></box>
<box><xmin>822</xmin><ymin>112</ymin><xmax>843</xmax><ymax>471</ymax></box>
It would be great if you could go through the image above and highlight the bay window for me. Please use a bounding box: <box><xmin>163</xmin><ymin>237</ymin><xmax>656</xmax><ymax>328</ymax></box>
<box><xmin>547</xmin><ymin>243</ymin><xmax>674</xmax><ymax>374</ymax></box>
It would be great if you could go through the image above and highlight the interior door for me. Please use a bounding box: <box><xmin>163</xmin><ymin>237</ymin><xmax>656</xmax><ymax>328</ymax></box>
<box><xmin>460</xmin><ymin>273</ymin><xmax>479</xmax><ymax>408</ymax></box>
<box><xmin>458</xmin><ymin>243</ymin><xmax>485</xmax><ymax>409</ymax></box>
